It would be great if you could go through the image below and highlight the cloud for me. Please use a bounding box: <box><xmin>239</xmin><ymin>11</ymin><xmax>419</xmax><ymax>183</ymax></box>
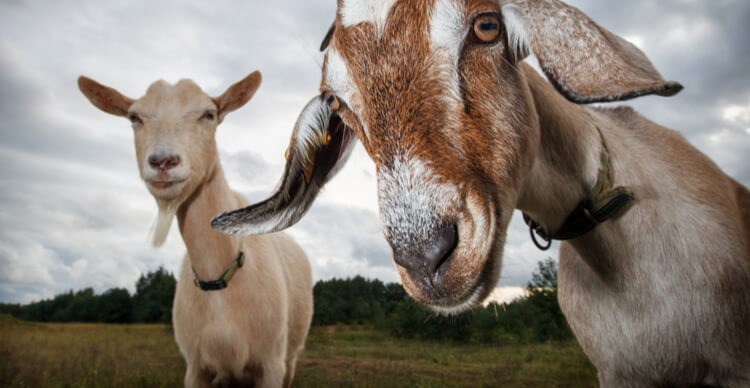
<box><xmin>0</xmin><ymin>1</ymin><xmax>748</xmax><ymax>305</ymax></box>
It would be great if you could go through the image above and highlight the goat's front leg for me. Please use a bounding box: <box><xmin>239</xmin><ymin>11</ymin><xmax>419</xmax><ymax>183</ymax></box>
<box><xmin>255</xmin><ymin>359</ymin><xmax>286</xmax><ymax>388</ymax></box>
<box><xmin>183</xmin><ymin>364</ymin><xmax>214</xmax><ymax>388</ymax></box>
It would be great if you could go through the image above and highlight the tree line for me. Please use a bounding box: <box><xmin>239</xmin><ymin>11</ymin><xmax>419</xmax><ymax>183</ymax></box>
<box><xmin>0</xmin><ymin>267</ymin><xmax>176</xmax><ymax>324</ymax></box>
<box><xmin>0</xmin><ymin>259</ymin><xmax>572</xmax><ymax>343</ymax></box>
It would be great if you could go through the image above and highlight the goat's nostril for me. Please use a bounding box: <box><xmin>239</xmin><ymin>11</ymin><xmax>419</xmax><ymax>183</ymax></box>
<box><xmin>148</xmin><ymin>154</ymin><xmax>181</xmax><ymax>170</ymax></box>
<box><xmin>390</xmin><ymin>222</ymin><xmax>458</xmax><ymax>279</ymax></box>
<box><xmin>424</xmin><ymin>223</ymin><xmax>458</xmax><ymax>275</ymax></box>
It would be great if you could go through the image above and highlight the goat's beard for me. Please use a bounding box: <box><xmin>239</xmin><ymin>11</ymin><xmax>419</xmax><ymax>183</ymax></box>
<box><xmin>150</xmin><ymin>200</ymin><xmax>177</xmax><ymax>247</ymax></box>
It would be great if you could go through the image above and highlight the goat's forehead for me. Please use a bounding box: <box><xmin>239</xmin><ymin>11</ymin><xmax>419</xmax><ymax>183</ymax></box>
<box><xmin>134</xmin><ymin>79</ymin><xmax>213</xmax><ymax>112</ymax></box>
<box><xmin>327</xmin><ymin>0</ymin><xmax>488</xmax><ymax>76</ymax></box>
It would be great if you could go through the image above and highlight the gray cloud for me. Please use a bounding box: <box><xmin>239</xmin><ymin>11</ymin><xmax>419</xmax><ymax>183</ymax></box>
<box><xmin>0</xmin><ymin>1</ymin><xmax>748</xmax><ymax>304</ymax></box>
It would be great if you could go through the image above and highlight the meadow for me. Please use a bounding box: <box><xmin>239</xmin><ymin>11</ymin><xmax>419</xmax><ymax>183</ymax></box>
<box><xmin>0</xmin><ymin>314</ymin><xmax>597</xmax><ymax>387</ymax></box>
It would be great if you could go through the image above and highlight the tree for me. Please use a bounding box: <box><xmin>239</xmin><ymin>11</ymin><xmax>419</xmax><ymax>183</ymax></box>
<box><xmin>500</xmin><ymin>258</ymin><xmax>572</xmax><ymax>342</ymax></box>
<box><xmin>132</xmin><ymin>267</ymin><xmax>176</xmax><ymax>323</ymax></box>
<box><xmin>96</xmin><ymin>288</ymin><xmax>133</xmax><ymax>323</ymax></box>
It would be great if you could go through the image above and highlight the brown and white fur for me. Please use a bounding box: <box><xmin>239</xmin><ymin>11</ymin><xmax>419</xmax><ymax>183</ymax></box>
<box><xmin>78</xmin><ymin>72</ymin><xmax>313</xmax><ymax>388</ymax></box>
<box><xmin>211</xmin><ymin>1</ymin><xmax>750</xmax><ymax>387</ymax></box>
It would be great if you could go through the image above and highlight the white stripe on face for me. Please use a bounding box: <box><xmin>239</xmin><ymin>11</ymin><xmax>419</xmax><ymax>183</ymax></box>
<box><xmin>340</xmin><ymin>0</ymin><xmax>398</xmax><ymax>31</ymax></box>
<box><xmin>325</xmin><ymin>47</ymin><xmax>371</xmax><ymax>139</ymax></box>
<box><xmin>429</xmin><ymin>0</ymin><xmax>466</xmax><ymax>65</ymax></box>
<box><xmin>325</xmin><ymin>48</ymin><xmax>358</xmax><ymax>110</ymax></box>
<box><xmin>428</xmin><ymin>0</ymin><xmax>465</xmax><ymax>144</ymax></box>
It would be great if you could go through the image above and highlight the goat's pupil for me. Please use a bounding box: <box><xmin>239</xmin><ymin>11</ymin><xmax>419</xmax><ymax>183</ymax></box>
<box><xmin>481</xmin><ymin>22</ymin><xmax>498</xmax><ymax>31</ymax></box>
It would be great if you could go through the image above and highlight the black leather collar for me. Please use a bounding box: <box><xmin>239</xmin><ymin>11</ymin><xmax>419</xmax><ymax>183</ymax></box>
<box><xmin>523</xmin><ymin>127</ymin><xmax>634</xmax><ymax>250</ymax></box>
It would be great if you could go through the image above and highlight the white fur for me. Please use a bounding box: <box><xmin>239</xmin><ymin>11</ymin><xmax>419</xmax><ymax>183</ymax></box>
<box><xmin>340</xmin><ymin>0</ymin><xmax>398</xmax><ymax>32</ymax></box>
<box><xmin>430</xmin><ymin>282</ymin><xmax>484</xmax><ymax>315</ymax></box>
<box><xmin>377</xmin><ymin>155</ymin><xmax>461</xmax><ymax>250</ymax></box>
<box><xmin>501</xmin><ymin>4</ymin><xmax>531</xmax><ymax>62</ymax></box>
<box><xmin>429</xmin><ymin>0</ymin><xmax>466</xmax><ymax>65</ymax></box>
<box><xmin>78</xmin><ymin>75</ymin><xmax>314</xmax><ymax>387</ymax></box>
<box><xmin>150</xmin><ymin>205</ymin><xmax>176</xmax><ymax>247</ymax></box>
<box><xmin>325</xmin><ymin>49</ymin><xmax>359</xmax><ymax>115</ymax></box>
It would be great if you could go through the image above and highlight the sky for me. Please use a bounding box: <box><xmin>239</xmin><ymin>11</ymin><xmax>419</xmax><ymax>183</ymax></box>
<box><xmin>0</xmin><ymin>0</ymin><xmax>748</xmax><ymax>304</ymax></box>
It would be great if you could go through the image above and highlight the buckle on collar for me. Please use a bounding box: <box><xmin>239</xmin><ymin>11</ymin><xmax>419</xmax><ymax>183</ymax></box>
<box><xmin>523</xmin><ymin>126</ymin><xmax>634</xmax><ymax>250</ymax></box>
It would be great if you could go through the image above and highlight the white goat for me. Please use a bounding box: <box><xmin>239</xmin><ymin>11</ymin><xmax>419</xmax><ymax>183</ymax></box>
<box><xmin>211</xmin><ymin>1</ymin><xmax>750</xmax><ymax>387</ymax></box>
<box><xmin>78</xmin><ymin>72</ymin><xmax>313</xmax><ymax>388</ymax></box>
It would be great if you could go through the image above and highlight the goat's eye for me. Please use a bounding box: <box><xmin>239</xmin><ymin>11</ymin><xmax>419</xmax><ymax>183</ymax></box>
<box><xmin>201</xmin><ymin>111</ymin><xmax>215</xmax><ymax>121</ymax></box>
<box><xmin>323</xmin><ymin>92</ymin><xmax>340</xmax><ymax>111</ymax></box>
<box><xmin>128</xmin><ymin>113</ymin><xmax>143</xmax><ymax>125</ymax></box>
<box><xmin>473</xmin><ymin>14</ymin><xmax>501</xmax><ymax>43</ymax></box>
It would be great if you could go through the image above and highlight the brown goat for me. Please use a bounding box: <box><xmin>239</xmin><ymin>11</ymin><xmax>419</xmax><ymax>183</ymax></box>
<box><xmin>212</xmin><ymin>1</ymin><xmax>750</xmax><ymax>386</ymax></box>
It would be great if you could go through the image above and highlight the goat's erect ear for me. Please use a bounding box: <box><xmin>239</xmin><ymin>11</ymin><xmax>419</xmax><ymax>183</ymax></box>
<box><xmin>211</xmin><ymin>95</ymin><xmax>357</xmax><ymax>236</ymax></box>
<box><xmin>320</xmin><ymin>22</ymin><xmax>335</xmax><ymax>52</ymax></box>
<box><xmin>213</xmin><ymin>71</ymin><xmax>262</xmax><ymax>121</ymax></box>
<box><xmin>504</xmin><ymin>1</ymin><xmax>683</xmax><ymax>103</ymax></box>
<box><xmin>77</xmin><ymin>76</ymin><xmax>134</xmax><ymax>117</ymax></box>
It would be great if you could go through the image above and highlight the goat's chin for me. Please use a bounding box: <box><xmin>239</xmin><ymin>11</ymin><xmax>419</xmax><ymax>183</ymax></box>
<box><xmin>146</xmin><ymin>180</ymin><xmax>187</xmax><ymax>201</ymax></box>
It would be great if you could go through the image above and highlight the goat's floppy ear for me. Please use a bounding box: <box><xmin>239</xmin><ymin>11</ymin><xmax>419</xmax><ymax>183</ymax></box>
<box><xmin>77</xmin><ymin>76</ymin><xmax>134</xmax><ymax>117</ymax></box>
<box><xmin>211</xmin><ymin>95</ymin><xmax>357</xmax><ymax>236</ymax></box>
<box><xmin>504</xmin><ymin>1</ymin><xmax>683</xmax><ymax>103</ymax></box>
<box><xmin>213</xmin><ymin>71</ymin><xmax>262</xmax><ymax>121</ymax></box>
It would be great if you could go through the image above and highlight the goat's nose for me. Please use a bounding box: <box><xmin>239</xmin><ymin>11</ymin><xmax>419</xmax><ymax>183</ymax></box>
<box><xmin>148</xmin><ymin>153</ymin><xmax>181</xmax><ymax>171</ymax></box>
<box><xmin>391</xmin><ymin>222</ymin><xmax>458</xmax><ymax>279</ymax></box>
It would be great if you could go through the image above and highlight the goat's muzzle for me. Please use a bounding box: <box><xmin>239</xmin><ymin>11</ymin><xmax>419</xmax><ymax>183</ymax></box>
<box><xmin>390</xmin><ymin>222</ymin><xmax>458</xmax><ymax>285</ymax></box>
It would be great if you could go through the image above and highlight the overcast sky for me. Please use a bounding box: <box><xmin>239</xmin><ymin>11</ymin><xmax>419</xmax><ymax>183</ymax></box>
<box><xmin>1</xmin><ymin>0</ymin><xmax>748</xmax><ymax>304</ymax></box>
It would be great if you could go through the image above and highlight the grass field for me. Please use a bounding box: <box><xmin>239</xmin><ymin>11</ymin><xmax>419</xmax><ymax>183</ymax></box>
<box><xmin>0</xmin><ymin>314</ymin><xmax>597</xmax><ymax>387</ymax></box>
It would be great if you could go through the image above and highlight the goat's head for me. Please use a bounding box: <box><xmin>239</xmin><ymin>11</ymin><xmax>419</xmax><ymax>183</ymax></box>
<box><xmin>78</xmin><ymin>71</ymin><xmax>262</xmax><ymax>246</ymax></box>
<box><xmin>212</xmin><ymin>0</ymin><xmax>680</xmax><ymax>313</ymax></box>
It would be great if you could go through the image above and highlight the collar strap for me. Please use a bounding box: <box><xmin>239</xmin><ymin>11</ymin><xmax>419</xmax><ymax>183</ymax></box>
<box><xmin>192</xmin><ymin>251</ymin><xmax>245</xmax><ymax>291</ymax></box>
<box><xmin>523</xmin><ymin>127</ymin><xmax>634</xmax><ymax>251</ymax></box>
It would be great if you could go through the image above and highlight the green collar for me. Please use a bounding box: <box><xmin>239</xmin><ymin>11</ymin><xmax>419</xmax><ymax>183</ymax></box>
<box><xmin>523</xmin><ymin>126</ymin><xmax>635</xmax><ymax>250</ymax></box>
<box><xmin>192</xmin><ymin>251</ymin><xmax>245</xmax><ymax>291</ymax></box>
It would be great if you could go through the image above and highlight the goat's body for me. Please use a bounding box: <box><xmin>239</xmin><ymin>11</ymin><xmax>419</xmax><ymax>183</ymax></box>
<box><xmin>529</xmin><ymin>79</ymin><xmax>750</xmax><ymax>386</ymax></box>
<box><xmin>174</xmin><ymin>231</ymin><xmax>312</xmax><ymax>388</ymax></box>
<box><xmin>172</xmin><ymin>170</ymin><xmax>313</xmax><ymax>388</ymax></box>
<box><xmin>204</xmin><ymin>2</ymin><xmax>750</xmax><ymax>385</ymax></box>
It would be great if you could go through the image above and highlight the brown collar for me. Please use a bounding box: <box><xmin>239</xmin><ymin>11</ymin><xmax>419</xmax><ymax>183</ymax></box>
<box><xmin>523</xmin><ymin>127</ymin><xmax>635</xmax><ymax>250</ymax></box>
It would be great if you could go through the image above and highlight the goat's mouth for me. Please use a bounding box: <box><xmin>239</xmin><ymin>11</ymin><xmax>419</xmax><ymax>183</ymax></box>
<box><xmin>145</xmin><ymin>179</ymin><xmax>187</xmax><ymax>195</ymax></box>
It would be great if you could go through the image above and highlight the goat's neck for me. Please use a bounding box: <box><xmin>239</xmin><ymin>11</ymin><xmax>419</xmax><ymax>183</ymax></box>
<box><xmin>177</xmin><ymin>163</ymin><xmax>243</xmax><ymax>281</ymax></box>
<box><xmin>516</xmin><ymin>67</ymin><xmax>605</xmax><ymax>235</ymax></box>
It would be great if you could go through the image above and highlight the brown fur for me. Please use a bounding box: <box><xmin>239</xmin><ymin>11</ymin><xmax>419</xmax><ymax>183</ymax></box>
<box><xmin>319</xmin><ymin>0</ymin><xmax>750</xmax><ymax>385</ymax></box>
<box><xmin>210</xmin><ymin>1</ymin><xmax>749</xmax><ymax>385</ymax></box>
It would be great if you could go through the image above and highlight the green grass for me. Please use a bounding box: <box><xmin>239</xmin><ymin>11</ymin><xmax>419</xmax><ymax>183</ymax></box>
<box><xmin>0</xmin><ymin>315</ymin><xmax>597</xmax><ymax>387</ymax></box>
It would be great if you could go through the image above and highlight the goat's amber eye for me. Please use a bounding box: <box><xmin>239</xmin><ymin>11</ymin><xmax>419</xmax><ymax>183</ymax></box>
<box><xmin>324</xmin><ymin>92</ymin><xmax>340</xmax><ymax>111</ymax></box>
<box><xmin>201</xmin><ymin>111</ymin><xmax>215</xmax><ymax>121</ymax></box>
<box><xmin>473</xmin><ymin>14</ymin><xmax>501</xmax><ymax>43</ymax></box>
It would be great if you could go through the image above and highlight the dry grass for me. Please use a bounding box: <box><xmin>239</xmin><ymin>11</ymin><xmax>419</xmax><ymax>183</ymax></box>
<box><xmin>0</xmin><ymin>315</ymin><xmax>597</xmax><ymax>387</ymax></box>
<box><xmin>296</xmin><ymin>325</ymin><xmax>597</xmax><ymax>387</ymax></box>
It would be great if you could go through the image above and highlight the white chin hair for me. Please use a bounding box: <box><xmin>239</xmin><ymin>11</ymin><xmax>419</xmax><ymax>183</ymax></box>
<box><xmin>150</xmin><ymin>205</ymin><xmax>176</xmax><ymax>247</ymax></box>
<box><xmin>429</xmin><ymin>283</ymin><xmax>485</xmax><ymax>316</ymax></box>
